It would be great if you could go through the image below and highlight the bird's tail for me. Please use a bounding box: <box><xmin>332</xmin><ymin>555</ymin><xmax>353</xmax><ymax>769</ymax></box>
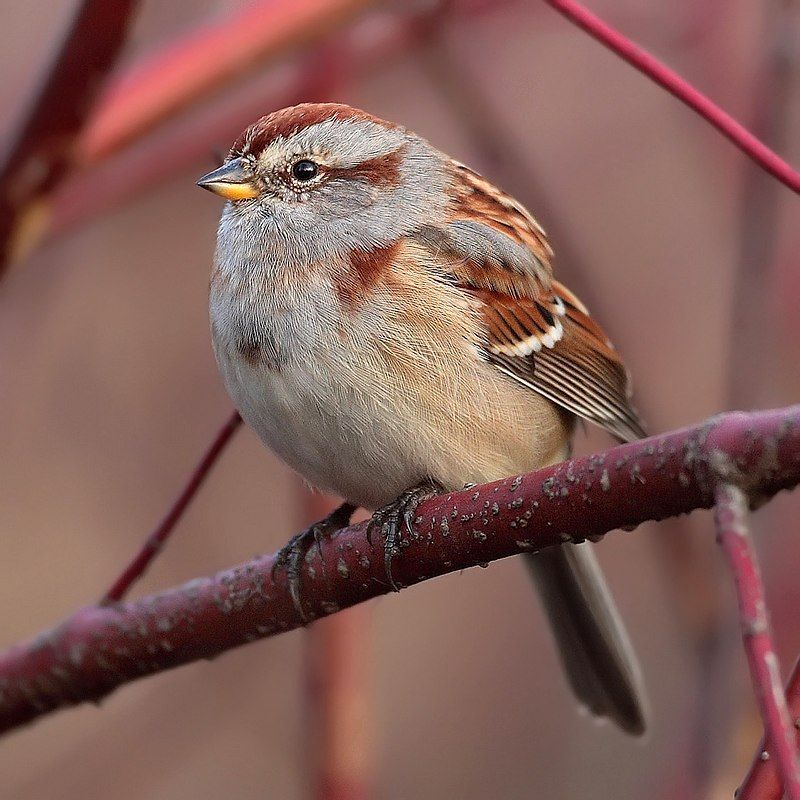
<box><xmin>523</xmin><ymin>543</ymin><xmax>647</xmax><ymax>735</ymax></box>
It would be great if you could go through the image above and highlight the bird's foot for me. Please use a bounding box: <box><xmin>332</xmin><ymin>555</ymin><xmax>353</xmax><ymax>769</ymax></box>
<box><xmin>366</xmin><ymin>481</ymin><xmax>441</xmax><ymax>591</ymax></box>
<box><xmin>272</xmin><ymin>501</ymin><xmax>356</xmax><ymax>621</ymax></box>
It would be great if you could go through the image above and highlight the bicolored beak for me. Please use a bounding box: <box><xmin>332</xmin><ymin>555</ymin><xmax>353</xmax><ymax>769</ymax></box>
<box><xmin>196</xmin><ymin>158</ymin><xmax>259</xmax><ymax>200</ymax></box>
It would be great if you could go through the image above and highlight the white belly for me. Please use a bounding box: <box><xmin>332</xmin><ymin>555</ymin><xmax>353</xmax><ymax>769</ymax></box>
<box><xmin>218</xmin><ymin>354</ymin><xmax>427</xmax><ymax>509</ymax></box>
<box><xmin>211</xmin><ymin>273</ymin><xmax>430</xmax><ymax>508</ymax></box>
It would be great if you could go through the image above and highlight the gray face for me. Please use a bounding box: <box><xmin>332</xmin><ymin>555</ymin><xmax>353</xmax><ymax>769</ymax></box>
<box><xmin>214</xmin><ymin>115</ymin><xmax>452</xmax><ymax>272</ymax></box>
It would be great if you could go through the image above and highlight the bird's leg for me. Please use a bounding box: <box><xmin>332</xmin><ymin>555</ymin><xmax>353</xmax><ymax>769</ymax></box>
<box><xmin>366</xmin><ymin>481</ymin><xmax>442</xmax><ymax>592</ymax></box>
<box><xmin>272</xmin><ymin>501</ymin><xmax>357</xmax><ymax>620</ymax></box>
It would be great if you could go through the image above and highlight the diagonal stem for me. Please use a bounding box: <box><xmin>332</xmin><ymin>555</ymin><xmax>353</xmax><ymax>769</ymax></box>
<box><xmin>714</xmin><ymin>483</ymin><xmax>800</xmax><ymax>800</ymax></box>
<box><xmin>100</xmin><ymin>411</ymin><xmax>241</xmax><ymax>604</ymax></box>
<box><xmin>543</xmin><ymin>0</ymin><xmax>800</xmax><ymax>193</ymax></box>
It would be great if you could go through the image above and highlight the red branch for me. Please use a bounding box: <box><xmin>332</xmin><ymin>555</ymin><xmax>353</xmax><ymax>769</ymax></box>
<box><xmin>714</xmin><ymin>483</ymin><xmax>800</xmax><ymax>800</ymax></box>
<box><xmin>100</xmin><ymin>412</ymin><xmax>241</xmax><ymax>603</ymax></box>
<box><xmin>544</xmin><ymin>0</ymin><xmax>800</xmax><ymax>193</ymax></box>
<box><xmin>77</xmin><ymin>0</ymin><xmax>375</xmax><ymax>163</ymax></box>
<box><xmin>0</xmin><ymin>0</ymin><xmax>138</xmax><ymax>272</ymax></box>
<box><xmin>739</xmin><ymin>657</ymin><xmax>800</xmax><ymax>800</ymax></box>
<box><xmin>0</xmin><ymin>406</ymin><xmax>799</xmax><ymax>737</ymax></box>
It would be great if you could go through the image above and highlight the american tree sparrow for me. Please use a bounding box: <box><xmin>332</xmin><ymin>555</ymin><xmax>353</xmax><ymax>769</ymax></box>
<box><xmin>198</xmin><ymin>103</ymin><xmax>647</xmax><ymax>734</ymax></box>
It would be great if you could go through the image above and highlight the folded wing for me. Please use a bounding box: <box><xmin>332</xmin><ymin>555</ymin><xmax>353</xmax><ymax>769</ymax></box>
<box><xmin>417</xmin><ymin>162</ymin><xmax>646</xmax><ymax>443</ymax></box>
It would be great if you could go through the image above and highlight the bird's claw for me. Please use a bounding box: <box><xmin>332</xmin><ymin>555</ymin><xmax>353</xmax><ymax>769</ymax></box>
<box><xmin>366</xmin><ymin>482</ymin><xmax>440</xmax><ymax>591</ymax></box>
<box><xmin>271</xmin><ymin>502</ymin><xmax>355</xmax><ymax>621</ymax></box>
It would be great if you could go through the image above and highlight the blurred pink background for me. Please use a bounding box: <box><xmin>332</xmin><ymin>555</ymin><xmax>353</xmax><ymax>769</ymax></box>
<box><xmin>0</xmin><ymin>1</ymin><xmax>798</xmax><ymax>798</ymax></box>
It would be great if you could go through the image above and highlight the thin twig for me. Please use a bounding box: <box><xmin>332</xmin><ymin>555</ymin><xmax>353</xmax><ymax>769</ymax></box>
<box><xmin>737</xmin><ymin>10</ymin><xmax>800</xmax><ymax>800</ymax></box>
<box><xmin>1</xmin><ymin>405</ymin><xmax>799</xmax><ymax>736</ymax></box>
<box><xmin>543</xmin><ymin>0</ymin><xmax>800</xmax><ymax>193</ymax></box>
<box><xmin>682</xmin><ymin>2</ymin><xmax>800</xmax><ymax>792</ymax></box>
<box><xmin>100</xmin><ymin>411</ymin><xmax>241</xmax><ymax>603</ymax></box>
<box><xmin>739</xmin><ymin>656</ymin><xmax>800</xmax><ymax>799</ymax></box>
<box><xmin>714</xmin><ymin>483</ymin><xmax>800</xmax><ymax>800</ymax></box>
<box><xmin>0</xmin><ymin>0</ymin><xmax>138</xmax><ymax>274</ymax></box>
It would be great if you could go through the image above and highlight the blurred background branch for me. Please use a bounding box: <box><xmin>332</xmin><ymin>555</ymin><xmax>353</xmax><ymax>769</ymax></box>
<box><xmin>301</xmin><ymin>492</ymin><xmax>374</xmax><ymax>800</ymax></box>
<box><xmin>0</xmin><ymin>0</ymin><xmax>138</xmax><ymax>274</ymax></box>
<box><xmin>76</xmin><ymin>0</ymin><xmax>375</xmax><ymax>163</ymax></box>
<box><xmin>47</xmin><ymin>1</ymin><xmax>484</xmax><ymax>237</ymax></box>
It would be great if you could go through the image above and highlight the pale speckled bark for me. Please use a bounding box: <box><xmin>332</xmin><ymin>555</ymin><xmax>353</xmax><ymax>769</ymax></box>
<box><xmin>0</xmin><ymin>405</ymin><xmax>799</xmax><ymax>741</ymax></box>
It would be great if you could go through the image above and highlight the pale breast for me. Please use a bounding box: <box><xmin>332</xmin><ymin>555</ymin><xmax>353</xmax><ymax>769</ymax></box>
<box><xmin>209</xmin><ymin>263</ymin><xmax>423</xmax><ymax>507</ymax></box>
<box><xmin>210</xmin><ymin>258</ymin><xmax>571</xmax><ymax>510</ymax></box>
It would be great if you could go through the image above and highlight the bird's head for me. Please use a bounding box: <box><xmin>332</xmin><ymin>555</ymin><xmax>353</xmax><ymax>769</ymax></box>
<box><xmin>198</xmin><ymin>103</ymin><xmax>449</xmax><ymax>267</ymax></box>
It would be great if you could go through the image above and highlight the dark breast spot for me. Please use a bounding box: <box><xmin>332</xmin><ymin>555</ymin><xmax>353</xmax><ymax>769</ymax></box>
<box><xmin>236</xmin><ymin>338</ymin><xmax>262</xmax><ymax>366</ymax></box>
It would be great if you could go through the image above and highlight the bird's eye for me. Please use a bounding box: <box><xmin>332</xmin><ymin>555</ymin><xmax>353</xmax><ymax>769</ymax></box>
<box><xmin>291</xmin><ymin>160</ymin><xmax>318</xmax><ymax>181</ymax></box>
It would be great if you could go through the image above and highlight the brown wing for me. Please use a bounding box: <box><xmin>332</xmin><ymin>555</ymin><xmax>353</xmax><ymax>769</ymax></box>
<box><xmin>417</xmin><ymin>163</ymin><xmax>646</xmax><ymax>443</ymax></box>
<box><xmin>481</xmin><ymin>281</ymin><xmax>646</xmax><ymax>442</ymax></box>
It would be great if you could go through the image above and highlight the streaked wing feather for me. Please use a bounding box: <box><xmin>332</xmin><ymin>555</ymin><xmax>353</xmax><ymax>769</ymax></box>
<box><xmin>487</xmin><ymin>285</ymin><xmax>645</xmax><ymax>442</ymax></box>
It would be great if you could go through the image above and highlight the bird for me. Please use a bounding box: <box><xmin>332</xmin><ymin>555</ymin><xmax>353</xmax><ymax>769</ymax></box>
<box><xmin>197</xmin><ymin>102</ymin><xmax>647</xmax><ymax>735</ymax></box>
